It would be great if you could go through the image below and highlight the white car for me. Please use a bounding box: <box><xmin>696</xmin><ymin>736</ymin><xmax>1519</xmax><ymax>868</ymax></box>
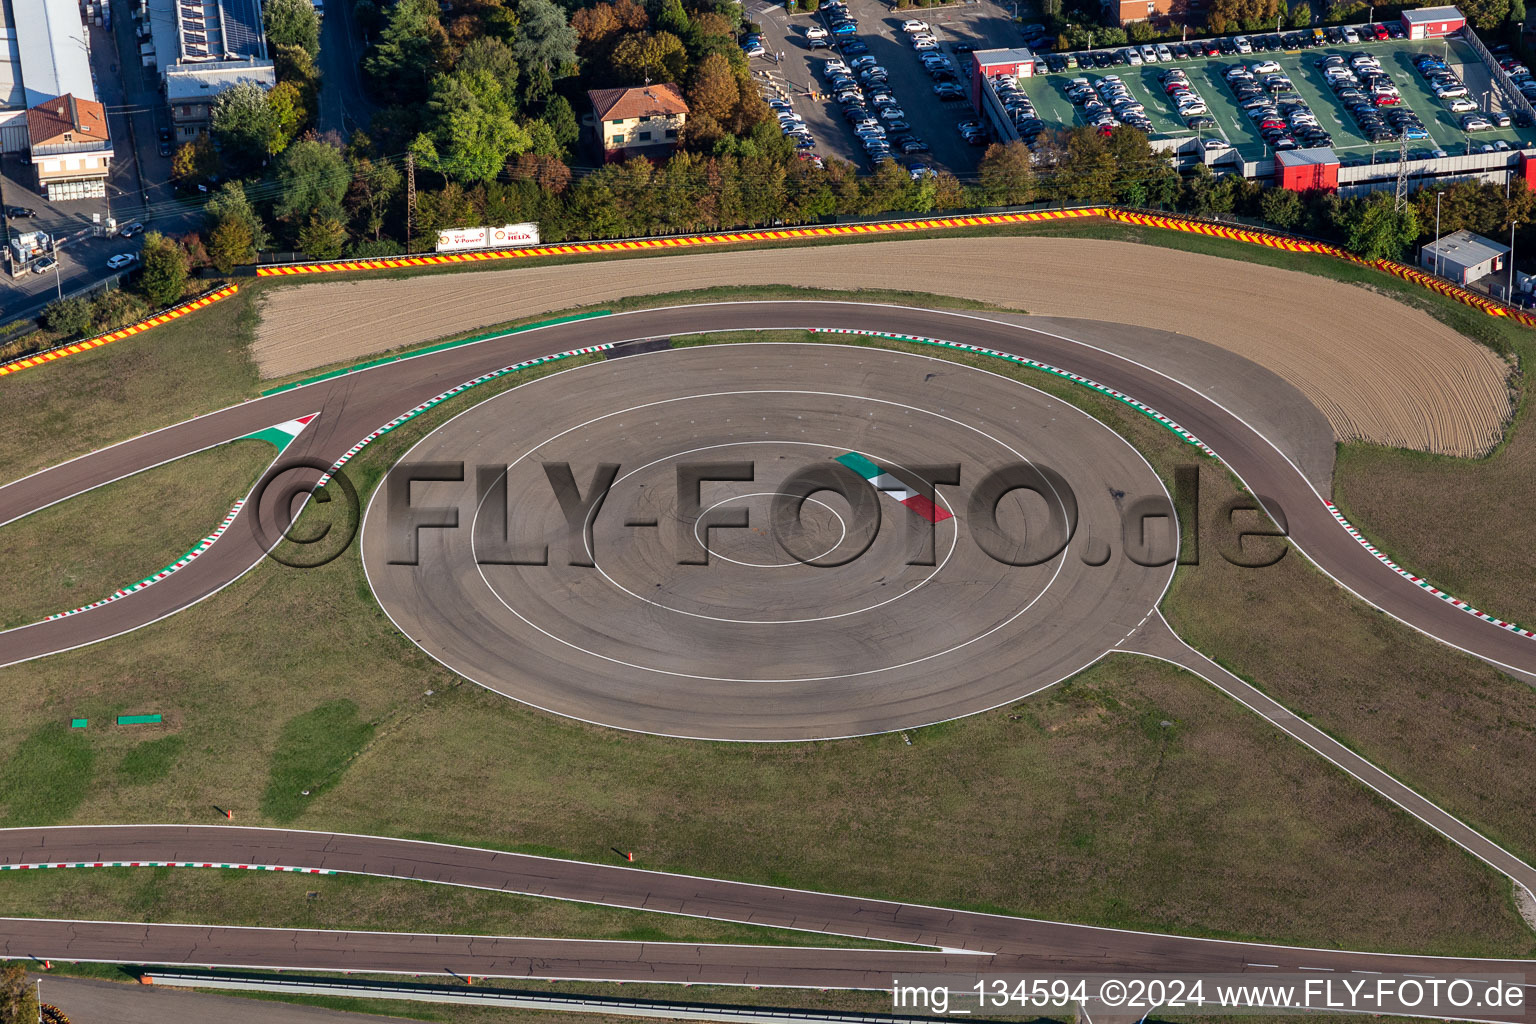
<box><xmin>107</xmin><ymin>253</ymin><xmax>137</xmax><ymax>269</ymax></box>
<box><xmin>1234</xmin><ymin>36</ymin><xmax>1252</xmax><ymax>53</ymax></box>
<box><xmin>805</xmin><ymin>24</ymin><xmax>828</xmax><ymax>39</ymax></box>
<box><xmin>1436</xmin><ymin>84</ymin><xmax>1468</xmax><ymax>98</ymax></box>
<box><xmin>1447</xmin><ymin>96</ymin><xmax>1478</xmax><ymax>112</ymax></box>
<box><xmin>1156</xmin><ymin>43</ymin><xmax>1173</xmax><ymax>61</ymax></box>
<box><xmin>1124</xmin><ymin>48</ymin><xmax>1143</xmax><ymax>65</ymax></box>
<box><xmin>822</xmin><ymin>60</ymin><xmax>849</xmax><ymax>76</ymax></box>
<box><xmin>901</xmin><ymin>19</ymin><xmax>930</xmax><ymax>33</ymax></box>
<box><xmin>1140</xmin><ymin>44</ymin><xmax>1157</xmax><ymax>63</ymax></box>
<box><xmin>1250</xmin><ymin>60</ymin><xmax>1281</xmax><ymax>74</ymax></box>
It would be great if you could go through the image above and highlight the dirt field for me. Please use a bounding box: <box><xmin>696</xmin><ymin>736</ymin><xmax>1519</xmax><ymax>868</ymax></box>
<box><xmin>252</xmin><ymin>236</ymin><xmax>1515</xmax><ymax>456</ymax></box>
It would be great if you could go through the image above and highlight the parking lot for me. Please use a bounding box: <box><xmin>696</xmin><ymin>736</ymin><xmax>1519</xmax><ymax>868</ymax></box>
<box><xmin>747</xmin><ymin>0</ymin><xmax>1023</xmax><ymax>173</ymax></box>
<box><xmin>1021</xmin><ymin>33</ymin><xmax>1536</xmax><ymax>163</ymax></box>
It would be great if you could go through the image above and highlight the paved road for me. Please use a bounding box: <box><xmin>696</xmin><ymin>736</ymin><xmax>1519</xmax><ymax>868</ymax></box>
<box><xmin>1</xmin><ymin>825</ymin><xmax>1534</xmax><ymax>1008</ymax></box>
<box><xmin>30</xmin><ymin>973</ymin><xmax>420</xmax><ymax>1024</ymax></box>
<box><xmin>2</xmin><ymin>301</ymin><xmax>1534</xmax><ymax>898</ymax></box>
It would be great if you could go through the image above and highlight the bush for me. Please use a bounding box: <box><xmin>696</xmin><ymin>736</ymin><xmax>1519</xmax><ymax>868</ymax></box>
<box><xmin>41</xmin><ymin>295</ymin><xmax>94</xmax><ymax>337</ymax></box>
<box><xmin>90</xmin><ymin>289</ymin><xmax>150</xmax><ymax>332</ymax></box>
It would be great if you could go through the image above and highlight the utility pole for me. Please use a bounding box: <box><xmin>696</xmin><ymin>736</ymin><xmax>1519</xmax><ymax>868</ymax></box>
<box><xmin>1509</xmin><ymin>219</ymin><xmax>1518</xmax><ymax>301</ymax></box>
<box><xmin>405</xmin><ymin>151</ymin><xmax>416</xmax><ymax>251</ymax></box>
<box><xmin>1435</xmin><ymin>189</ymin><xmax>1443</xmax><ymax>276</ymax></box>
<box><xmin>1393</xmin><ymin>135</ymin><xmax>1409</xmax><ymax>211</ymax></box>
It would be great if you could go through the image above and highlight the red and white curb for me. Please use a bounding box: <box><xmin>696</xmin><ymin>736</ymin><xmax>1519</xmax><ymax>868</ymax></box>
<box><xmin>1324</xmin><ymin>500</ymin><xmax>1536</xmax><ymax>639</ymax></box>
<box><xmin>808</xmin><ymin>328</ymin><xmax>1217</xmax><ymax>457</ymax></box>
<box><xmin>38</xmin><ymin>415</ymin><xmax>320</xmax><ymax>623</ymax></box>
<box><xmin>0</xmin><ymin>861</ymin><xmax>334</xmax><ymax>874</ymax></box>
<box><xmin>316</xmin><ymin>345</ymin><xmax>613</xmax><ymax>487</ymax></box>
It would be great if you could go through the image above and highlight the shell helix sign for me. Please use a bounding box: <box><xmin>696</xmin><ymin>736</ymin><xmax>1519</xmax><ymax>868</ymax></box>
<box><xmin>435</xmin><ymin>222</ymin><xmax>541</xmax><ymax>253</ymax></box>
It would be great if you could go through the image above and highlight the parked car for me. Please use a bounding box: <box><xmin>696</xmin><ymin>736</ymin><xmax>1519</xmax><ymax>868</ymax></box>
<box><xmin>107</xmin><ymin>253</ymin><xmax>138</xmax><ymax>270</ymax></box>
<box><xmin>4</xmin><ymin>205</ymin><xmax>35</xmax><ymax>218</ymax></box>
<box><xmin>901</xmin><ymin>19</ymin><xmax>930</xmax><ymax>33</ymax></box>
<box><xmin>119</xmin><ymin>221</ymin><xmax>144</xmax><ymax>237</ymax></box>
<box><xmin>934</xmin><ymin>82</ymin><xmax>965</xmax><ymax>99</ymax></box>
<box><xmin>30</xmin><ymin>256</ymin><xmax>57</xmax><ymax>274</ymax></box>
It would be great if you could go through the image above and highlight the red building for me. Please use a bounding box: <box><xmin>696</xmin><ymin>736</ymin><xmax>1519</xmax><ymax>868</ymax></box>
<box><xmin>969</xmin><ymin>48</ymin><xmax>1034</xmax><ymax>110</ymax></box>
<box><xmin>1275</xmin><ymin>147</ymin><xmax>1339</xmax><ymax>192</ymax></box>
<box><xmin>1401</xmin><ymin>5</ymin><xmax>1465</xmax><ymax>39</ymax></box>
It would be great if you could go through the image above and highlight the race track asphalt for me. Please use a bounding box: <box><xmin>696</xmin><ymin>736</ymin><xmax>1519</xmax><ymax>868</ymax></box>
<box><xmin>3</xmin><ymin>302</ymin><xmax>1536</xmax><ymax>1001</ymax></box>
<box><xmin>1</xmin><ymin>825</ymin><xmax>1534</xmax><ymax>1011</ymax></box>
<box><xmin>358</xmin><ymin>344</ymin><xmax>1175</xmax><ymax>740</ymax></box>
<box><xmin>3</xmin><ymin>301</ymin><xmax>1532</xmax><ymax>683</ymax></box>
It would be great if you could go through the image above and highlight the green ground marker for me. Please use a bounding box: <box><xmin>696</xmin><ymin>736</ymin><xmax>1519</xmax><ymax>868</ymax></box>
<box><xmin>69</xmin><ymin>719</ymin><xmax>87</xmax><ymax>729</ymax></box>
<box><xmin>116</xmin><ymin>714</ymin><xmax>162</xmax><ymax>726</ymax></box>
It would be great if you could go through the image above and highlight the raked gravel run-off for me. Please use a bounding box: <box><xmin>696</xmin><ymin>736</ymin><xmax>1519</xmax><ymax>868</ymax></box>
<box><xmin>252</xmin><ymin>236</ymin><xmax>1516</xmax><ymax>457</ymax></box>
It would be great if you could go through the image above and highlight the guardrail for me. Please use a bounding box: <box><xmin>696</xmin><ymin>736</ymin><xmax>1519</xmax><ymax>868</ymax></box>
<box><xmin>142</xmin><ymin>970</ymin><xmax>999</xmax><ymax>1024</ymax></box>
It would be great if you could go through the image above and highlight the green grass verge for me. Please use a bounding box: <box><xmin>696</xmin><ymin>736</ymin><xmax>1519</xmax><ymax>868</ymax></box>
<box><xmin>0</xmin><ymin>440</ymin><xmax>273</xmax><ymax>629</ymax></box>
<box><xmin>0</xmin><ymin>335</ymin><xmax>1530</xmax><ymax>959</ymax></box>
<box><xmin>0</xmin><ymin>723</ymin><xmax>93</xmax><ymax>827</ymax></box>
<box><xmin>0</xmin><ymin>288</ymin><xmax>261</xmax><ymax>485</ymax></box>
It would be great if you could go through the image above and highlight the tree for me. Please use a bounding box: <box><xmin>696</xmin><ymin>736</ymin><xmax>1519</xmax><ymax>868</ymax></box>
<box><xmin>138</xmin><ymin>231</ymin><xmax>190</xmax><ymax>306</ymax></box>
<box><xmin>272</xmin><ymin>138</ymin><xmax>351</xmax><ymax>222</ymax></box>
<box><xmin>347</xmin><ymin>153</ymin><xmax>402</xmax><ymax>239</ymax></box>
<box><xmin>43</xmin><ymin>294</ymin><xmax>95</xmax><ymax>336</ymax></box>
<box><xmin>1288</xmin><ymin>0</ymin><xmax>1312</xmax><ymax>25</ymax></box>
<box><xmin>1460</xmin><ymin>0</ymin><xmax>1512</xmax><ymax>28</ymax></box>
<box><xmin>610</xmin><ymin>30</ymin><xmax>688</xmax><ymax>84</ymax></box>
<box><xmin>458</xmin><ymin>35</ymin><xmax>520</xmax><ymax>84</ymax></box>
<box><xmin>363</xmin><ymin>0</ymin><xmax>449</xmax><ymax>104</ymax></box>
<box><xmin>0</xmin><ymin>965</ymin><xmax>39</xmax><ymax>1024</ymax></box>
<box><xmin>414</xmin><ymin>67</ymin><xmax>532</xmax><ymax>182</ymax></box>
<box><xmin>513</xmin><ymin>0</ymin><xmax>578</xmax><ymax>76</ymax></box>
<box><xmin>264</xmin><ymin>0</ymin><xmax>321</xmax><ymax>57</ymax></box>
<box><xmin>1260</xmin><ymin>186</ymin><xmax>1303</xmax><ymax>228</ymax></box>
<box><xmin>543</xmin><ymin>94</ymin><xmax>579</xmax><ymax>152</ymax></box>
<box><xmin>209</xmin><ymin>214</ymin><xmax>256</xmax><ymax>272</ymax></box>
<box><xmin>211</xmin><ymin>81</ymin><xmax>279</xmax><ymax>163</ymax></box>
<box><xmin>204</xmin><ymin>180</ymin><xmax>271</xmax><ymax>251</ymax></box>
<box><xmin>687</xmin><ymin>52</ymin><xmax>738</xmax><ymax>123</ymax></box>
<box><xmin>1340</xmin><ymin>191</ymin><xmax>1420</xmax><ymax>260</ymax></box>
<box><xmin>977</xmin><ymin>141</ymin><xmax>1036</xmax><ymax>206</ymax></box>
<box><xmin>1127</xmin><ymin>20</ymin><xmax>1155</xmax><ymax>41</ymax></box>
<box><xmin>656</xmin><ymin>0</ymin><xmax>691</xmax><ymax>35</ymax></box>
<box><xmin>298</xmin><ymin>212</ymin><xmax>350</xmax><ymax>257</ymax></box>
<box><xmin>267</xmin><ymin>80</ymin><xmax>307</xmax><ymax>151</ymax></box>
<box><xmin>171</xmin><ymin>135</ymin><xmax>219</xmax><ymax>184</ymax></box>
<box><xmin>1512</xmin><ymin>0</ymin><xmax>1528</xmax><ymax>26</ymax></box>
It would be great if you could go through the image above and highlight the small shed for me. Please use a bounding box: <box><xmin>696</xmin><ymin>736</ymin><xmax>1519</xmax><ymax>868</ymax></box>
<box><xmin>1401</xmin><ymin>5</ymin><xmax>1465</xmax><ymax>39</ymax></box>
<box><xmin>1421</xmin><ymin>228</ymin><xmax>1509</xmax><ymax>284</ymax></box>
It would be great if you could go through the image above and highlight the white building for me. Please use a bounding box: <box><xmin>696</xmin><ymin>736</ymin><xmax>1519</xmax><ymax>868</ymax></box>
<box><xmin>145</xmin><ymin>0</ymin><xmax>273</xmax><ymax>142</ymax></box>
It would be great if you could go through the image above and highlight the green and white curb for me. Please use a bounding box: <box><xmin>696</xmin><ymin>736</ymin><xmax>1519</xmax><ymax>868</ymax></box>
<box><xmin>316</xmin><ymin>345</ymin><xmax>613</xmax><ymax>487</ymax></box>
<box><xmin>40</xmin><ymin>415</ymin><xmax>320</xmax><ymax>623</ymax></box>
<box><xmin>807</xmin><ymin>328</ymin><xmax>1218</xmax><ymax>457</ymax></box>
<box><xmin>241</xmin><ymin>414</ymin><xmax>318</xmax><ymax>453</ymax></box>
<box><xmin>0</xmin><ymin>861</ymin><xmax>335</xmax><ymax>874</ymax></box>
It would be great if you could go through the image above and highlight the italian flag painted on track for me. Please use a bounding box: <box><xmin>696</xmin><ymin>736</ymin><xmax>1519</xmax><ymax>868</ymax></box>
<box><xmin>243</xmin><ymin>414</ymin><xmax>318</xmax><ymax>453</ymax></box>
<box><xmin>835</xmin><ymin>452</ymin><xmax>952</xmax><ymax>523</ymax></box>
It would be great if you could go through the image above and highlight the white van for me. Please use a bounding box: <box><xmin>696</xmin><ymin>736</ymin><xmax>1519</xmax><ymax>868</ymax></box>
<box><xmin>1156</xmin><ymin>43</ymin><xmax>1173</xmax><ymax>61</ymax></box>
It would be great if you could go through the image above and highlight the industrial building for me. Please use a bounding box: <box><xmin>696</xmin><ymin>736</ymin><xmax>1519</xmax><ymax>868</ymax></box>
<box><xmin>0</xmin><ymin>0</ymin><xmax>113</xmax><ymax>199</ymax></box>
<box><xmin>1421</xmin><ymin>229</ymin><xmax>1509</xmax><ymax>284</ymax></box>
<box><xmin>142</xmin><ymin>0</ymin><xmax>273</xmax><ymax>143</ymax></box>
